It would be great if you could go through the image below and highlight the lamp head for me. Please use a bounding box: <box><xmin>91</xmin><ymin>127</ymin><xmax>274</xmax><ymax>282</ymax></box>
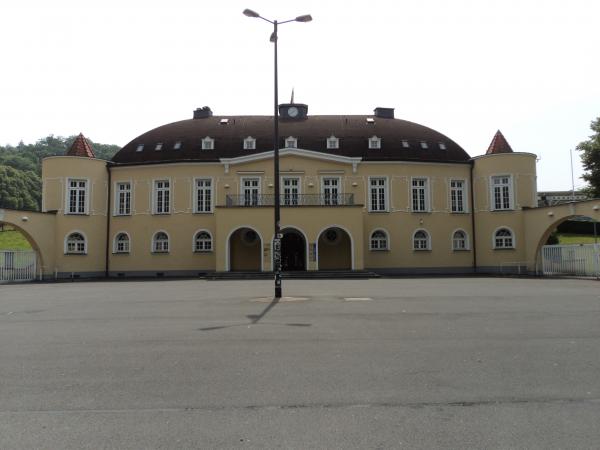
<box><xmin>243</xmin><ymin>9</ymin><xmax>260</xmax><ymax>18</ymax></box>
<box><xmin>295</xmin><ymin>14</ymin><xmax>312</xmax><ymax>22</ymax></box>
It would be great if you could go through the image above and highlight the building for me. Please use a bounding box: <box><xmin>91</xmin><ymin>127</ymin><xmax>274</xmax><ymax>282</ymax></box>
<box><xmin>1</xmin><ymin>105</ymin><xmax>599</xmax><ymax>279</ymax></box>
<box><xmin>538</xmin><ymin>190</ymin><xmax>589</xmax><ymax>206</ymax></box>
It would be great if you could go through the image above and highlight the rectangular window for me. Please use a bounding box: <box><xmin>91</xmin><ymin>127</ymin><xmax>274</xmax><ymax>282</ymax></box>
<box><xmin>369</xmin><ymin>177</ymin><xmax>387</xmax><ymax>212</ymax></box>
<box><xmin>282</xmin><ymin>177</ymin><xmax>300</xmax><ymax>206</ymax></box>
<box><xmin>154</xmin><ymin>180</ymin><xmax>170</xmax><ymax>214</ymax></box>
<box><xmin>242</xmin><ymin>177</ymin><xmax>260</xmax><ymax>206</ymax></box>
<box><xmin>492</xmin><ymin>175</ymin><xmax>512</xmax><ymax>210</ymax></box>
<box><xmin>322</xmin><ymin>177</ymin><xmax>340</xmax><ymax>206</ymax></box>
<box><xmin>450</xmin><ymin>180</ymin><xmax>466</xmax><ymax>213</ymax></box>
<box><xmin>67</xmin><ymin>179</ymin><xmax>87</xmax><ymax>214</ymax></box>
<box><xmin>115</xmin><ymin>182</ymin><xmax>131</xmax><ymax>215</ymax></box>
<box><xmin>195</xmin><ymin>179</ymin><xmax>212</xmax><ymax>213</ymax></box>
<box><xmin>411</xmin><ymin>178</ymin><xmax>428</xmax><ymax>212</ymax></box>
<box><xmin>327</xmin><ymin>137</ymin><xmax>339</xmax><ymax>149</ymax></box>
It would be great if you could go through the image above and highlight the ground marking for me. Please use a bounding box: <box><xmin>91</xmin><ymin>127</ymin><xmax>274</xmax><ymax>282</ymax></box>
<box><xmin>344</xmin><ymin>297</ymin><xmax>373</xmax><ymax>302</ymax></box>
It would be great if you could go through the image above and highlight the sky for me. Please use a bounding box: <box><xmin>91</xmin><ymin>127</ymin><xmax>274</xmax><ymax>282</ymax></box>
<box><xmin>1</xmin><ymin>0</ymin><xmax>599</xmax><ymax>191</ymax></box>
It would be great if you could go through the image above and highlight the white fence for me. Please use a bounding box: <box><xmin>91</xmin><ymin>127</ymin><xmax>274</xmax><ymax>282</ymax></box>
<box><xmin>541</xmin><ymin>244</ymin><xmax>600</xmax><ymax>277</ymax></box>
<box><xmin>0</xmin><ymin>250</ymin><xmax>37</xmax><ymax>282</ymax></box>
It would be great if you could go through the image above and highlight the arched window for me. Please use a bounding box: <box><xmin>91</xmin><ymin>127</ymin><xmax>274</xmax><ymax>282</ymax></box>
<box><xmin>153</xmin><ymin>231</ymin><xmax>169</xmax><ymax>253</ymax></box>
<box><xmin>65</xmin><ymin>232</ymin><xmax>86</xmax><ymax>254</ymax></box>
<box><xmin>370</xmin><ymin>230</ymin><xmax>388</xmax><ymax>251</ymax></box>
<box><xmin>413</xmin><ymin>230</ymin><xmax>430</xmax><ymax>250</ymax></box>
<box><xmin>452</xmin><ymin>230</ymin><xmax>468</xmax><ymax>250</ymax></box>
<box><xmin>194</xmin><ymin>231</ymin><xmax>213</xmax><ymax>252</ymax></box>
<box><xmin>494</xmin><ymin>228</ymin><xmax>514</xmax><ymax>249</ymax></box>
<box><xmin>114</xmin><ymin>232</ymin><xmax>130</xmax><ymax>253</ymax></box>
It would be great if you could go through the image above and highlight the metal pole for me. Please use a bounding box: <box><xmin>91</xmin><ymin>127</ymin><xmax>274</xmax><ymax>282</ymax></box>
<box><xmin>570</xmin><ymin>148</ymin><xmax>576</xmax><ymax>202</ymax></box>
<box><xmin>273</xmin><ymin>20</ymin><xmax>282</xmax><ymax>298</ymax></box>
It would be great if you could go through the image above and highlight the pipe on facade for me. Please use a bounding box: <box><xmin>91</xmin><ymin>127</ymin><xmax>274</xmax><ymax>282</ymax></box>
<box><xmin>469</xmin><ymin>160</ymin><xmax>477</xmax><ymax>273</ymax></box>
<box><xmin>105</xmin><ymin>163</ymin><xmax>112</xmax><ymax>278</ymax></box>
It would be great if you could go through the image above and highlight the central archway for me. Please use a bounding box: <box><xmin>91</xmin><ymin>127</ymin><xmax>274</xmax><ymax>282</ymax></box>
<box><xmin>317</xmin><ymin>226</ymin><xmax>352</xmax><ymax>270</ymax></box>
<box><xmin>281</xmin><ymin>229</ymin><xmax>306</xmax><ymax>271</ymax></box>
<box><xmin>228</xmin><ymin>227</ymin><xmax>262</xmax><ymax>271</ymax></box>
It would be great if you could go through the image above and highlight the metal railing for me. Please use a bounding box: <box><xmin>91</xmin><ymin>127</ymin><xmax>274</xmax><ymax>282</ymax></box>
<box><xmin>225</xmin><ymin>193</ymin><xmax>355</xmax><ymax>207</ymax></box>
<box><xmin>0</xmin><ymin>250</ymin><xmax>37</xmax><ymax>283</ymax></box>
<box><xmin>541</xmin><ymin>244</ymin><xmax>600</xmax><ymax>277</ymax></box>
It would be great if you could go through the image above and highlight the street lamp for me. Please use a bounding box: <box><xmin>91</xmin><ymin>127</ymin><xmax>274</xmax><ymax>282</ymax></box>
<box><xmin>243</xmin><ymin>8</ymin><xmax>312</xmax><ymax>299</ymax></box>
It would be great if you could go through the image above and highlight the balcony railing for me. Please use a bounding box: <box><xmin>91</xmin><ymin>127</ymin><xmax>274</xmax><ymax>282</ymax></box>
<box><xmin>224</xmin><ymin>193</ymin><xmax>355</xmax><ymax>207</ymax></box>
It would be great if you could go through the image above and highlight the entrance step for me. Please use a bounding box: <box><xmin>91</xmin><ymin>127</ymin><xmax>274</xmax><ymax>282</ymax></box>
<box><xmin>206</xmin><ymin>270</ymin><xmax>380</xmax><ymax>280</ymax></box>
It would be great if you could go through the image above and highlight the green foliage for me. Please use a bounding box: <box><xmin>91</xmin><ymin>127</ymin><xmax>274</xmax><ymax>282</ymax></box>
<box><xmin>545</xmin><ymin>231</ymin><xmax>559</xmax><ymax>245</ymax></box>
<box><xmin>0</xmin><ymin>165</ymin><xmax>41</xmax><ymax>210</ymax></box>
<box><xmin>577</xmin><ymin>117</ymin><xmax>600</xmax><ymax>198</ymax></box>
<box><xmin>0</xmin><ymin>228</ymin><xmax>32</xmax><ymax>250</ymax></box>
<box><xmin>557</xmin><ymin>233</ymin><xmax>599</xmax><ymax>245</ymax></box>
<box><xmin>0</xmin><ymin>135</ymin><xmax>120</xmax><ymax>211</ymax></box>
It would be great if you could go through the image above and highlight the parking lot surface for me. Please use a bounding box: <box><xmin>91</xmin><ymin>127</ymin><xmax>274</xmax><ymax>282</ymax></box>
<box><xmin>1</xmin><ymin>277</ymin><xmax>599</xmax><ymax>449</ymax></box>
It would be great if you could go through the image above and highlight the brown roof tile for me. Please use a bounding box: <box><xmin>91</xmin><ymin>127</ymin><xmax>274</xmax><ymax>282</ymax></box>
<box><xmin>486</xmin><ymin>130</ymin><xmax>514</xmax><ymax>155</ymax></box>
<box><xmin>67</xmin><ymin>133</ymin><xmax>96</xmax><ymax>158</ymax></box>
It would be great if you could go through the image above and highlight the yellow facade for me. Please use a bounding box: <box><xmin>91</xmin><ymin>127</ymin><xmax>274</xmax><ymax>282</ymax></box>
<box><xmin>2</xmin><ymin>140</ymin><xmax>600</xmax><ymax>280</ymax></box>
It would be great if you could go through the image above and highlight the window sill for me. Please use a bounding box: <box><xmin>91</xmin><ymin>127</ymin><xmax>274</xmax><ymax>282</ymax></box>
<box><xmin>64</xmin><ymin>252</ymin><xmax>87</xmax><ymax>255</ymax></box>
<box><xmin>113</xmin><ymin>213</ymin><xmax>132</xmax><ymax>217</ymax></box>
<box><xmin>369</xmin><ymin>248</ymin><xmax>389</xmax><ymax>252</ymax></box>
<box><xmin>193</xmin><ymin>211</ymin><xmax>214</xmax><ymax>215</ymax></box>
<box><xmin>152</xmin><ymin>212</ymin><xmax>171</xmax><ymax>215</ymax></box>
<box><xmin>411</xmin><ymin>210</ymin><xmax>431</xmax><ymax>214</ymax></box>
<box><xmin>152</xmin><ymin>251</ymin><xmax>170</xmax><ymax>254</ymax></box>
<box><xmin>413</xmin><ymin>249</ymin><xmax>431</xmax><ymax>252</ymax></box>
<box><xmin>112</xmin><ymin>251</ymin><xmax>130</xmax><ymax>255</ymax></box>
<box><xmin>368</xmin><ymin>210</ymin><xmax>389</xmax><ymax>213</ymax></box>
<box><xmin>65</xmin><ymin>213</ymin><xmax>88</xmax><ymax>216</ymax></box>
<box><xmin>450</xmin><ymin>211</ymin><xmax>469</xmax><ymax>214</ymax></box>
<box><xmin>193</xmin><ymin>250</ymin><xmax>213</xmax><ymax>253</ymax></box>
<box><xmin>452</xmin><ymin>248</ymin><xmax>470</xmax><ymax>252</ymax></box>
<box><xmin>493</xmin><ymin>247</ymin><xmax>515</xmax><ymax>250</ymax></box>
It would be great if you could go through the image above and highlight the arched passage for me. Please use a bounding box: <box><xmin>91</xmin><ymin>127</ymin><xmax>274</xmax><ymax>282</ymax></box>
<box><xmin>280</xmin><ymin>228</ymin><xmax>307</xmax><ymax>271</ymax></box>
<box><xmin>228</xmin><ymin>227</ymin><xmax>262</xmax><ymax>271</ymax></box>
<box><xmin>0</xmin><ymin>221</ymin><xmax>43</xmax><ymax>281</ymax></box>
<box><xmin>317</xmin><ymin>226</ymin><xmax>352</xmax><ymax>270</ymax></box>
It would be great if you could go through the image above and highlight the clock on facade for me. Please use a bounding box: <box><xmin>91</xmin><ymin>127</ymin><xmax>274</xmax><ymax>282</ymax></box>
<box><xmin>287</xmin><ymin>106</ymin><xmax>299</xmax><ymax>118</ymax></box>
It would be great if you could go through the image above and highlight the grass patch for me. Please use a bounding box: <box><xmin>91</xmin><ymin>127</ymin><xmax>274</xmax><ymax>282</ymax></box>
<box><xmin>557</xmin><ymin>233</ymin><xmax>600</xmax><ymax>245</ymax></box>
<box><xmin>0</xmin><ymin>230</ymin><xmax>32</xmax><ymax>250</ymax></box>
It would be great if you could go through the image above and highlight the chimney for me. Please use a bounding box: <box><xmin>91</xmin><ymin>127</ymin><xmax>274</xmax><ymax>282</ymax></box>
<box><xmin>193</xmin><ymin>106</ymin><xmax>213</xmax><ymax>119</ymax></box>
<box><xmin>374</xmin><ymin>107</ymin><xmax>394</xmax><ymax>119</ymax></box>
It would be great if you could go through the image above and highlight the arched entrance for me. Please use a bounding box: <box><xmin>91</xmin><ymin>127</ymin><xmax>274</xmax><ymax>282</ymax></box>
<box><xmin>280</xmin><ymin>229</ymin><xmax>306</xmax><ymax>271</ymax></box>
<box><xmin>0</xmin><ymin>222</ymin><xmax>40</xmax><ymax>281</ymax></box>
<box><xmin>228</xmin><ymin>227</ymin><xmax>262</xmax><ymax>271</ymax></box>
<box><xmin>317</xmin><ymin>226</ymin><xmax>352</xmax><ymax>270</ymax></box>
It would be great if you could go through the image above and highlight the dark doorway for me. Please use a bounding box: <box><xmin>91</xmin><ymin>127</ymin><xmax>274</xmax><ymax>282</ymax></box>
<box><xmin>281</xmin><ymin>230</ymin><xmax>306</xmax><ymax>271</ymax></box>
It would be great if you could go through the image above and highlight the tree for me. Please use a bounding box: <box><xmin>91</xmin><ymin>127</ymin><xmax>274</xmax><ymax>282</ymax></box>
<box><xmin>577</xmin><ymin>117</ymin><xmax>600</xmax><ymax>198</ymax></box>
<box><xmin>0</xmin><ymin>165</ymin><xmax>41</xmax><ymax>210</ymax></box>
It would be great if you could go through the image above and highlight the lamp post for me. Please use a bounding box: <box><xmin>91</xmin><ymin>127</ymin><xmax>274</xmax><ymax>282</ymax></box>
<box><xmin>243</xmin><ymin>8</ymin><xmax>312</xmax><ymax>299</ymax></box>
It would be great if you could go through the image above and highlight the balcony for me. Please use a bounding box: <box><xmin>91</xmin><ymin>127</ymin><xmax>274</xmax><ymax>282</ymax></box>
<box><xmin>224</xmin><ymin>193</ymin><xmax>355</xmax><ymax>207</ymax></box>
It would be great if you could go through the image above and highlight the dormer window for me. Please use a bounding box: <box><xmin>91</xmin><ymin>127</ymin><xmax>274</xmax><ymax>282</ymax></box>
<box><xmin>201</xmin><ymin>137</ymin><xmax>214</xmax><ymax>150</ymax></box>
<box><xmin>136</xmin><ymin>144</ymin><xmax>144</xmax><ymax>152</ymax></box>
<box><xmin>327</xmin><ymin>136</ymin><xmax>339</xmax><ymax>149</ymax></box>
<box><xmin>155</xmin><ymin>142</ymin><xmax>163</xmax><ymax>151</ymax></box>
<box><xmin>285</xmin><ymin>136</ymin><xmax>297</xmax><ymax>148</ymax></box>
<box><xmin>420</xmin><ymin>141</ymin><xmax>428</xmax><ymax>149</ymax></box>
<box><xmin>243</xmin><ymin>136</ymin><xmax>256</xmax><ymax>150</ymax></box>
<box><xmin>366</xmin><ymin>117</ymin><xmax>375</xmax><ymax>124</ymax></box>
<box><xmin>402</xmin><ymin>140</ymin><xmax>410</xmax><ymax>148</ymax></box>
<box><xmin>368</xmin><ymin>136</ymin><xmax>381</xmax><ymax>149</ymax></box>
<box><xmin>173</xmin><ymin>141</ymin><xmax>182</xmax><ymax>150</ymax></box>
<box><xmin>220</xmin><ymin>118</ymin><xmax>229</xmax><ymax>125</ymax></box>
<box><xmin>439</xmin><ymin>142</ymin><xmax>446</xmax><ymax>150</ymax></box>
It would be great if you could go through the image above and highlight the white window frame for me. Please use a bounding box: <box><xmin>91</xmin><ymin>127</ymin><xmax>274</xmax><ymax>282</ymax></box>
<box><xmin>173</xmin><ymin>141</ymin><xmax>182</xmax><ymax>150</ymax></box>
<box><xmin>490</xmin><ymin>175</ymin><xmax>514</xmax><ymax>211</ymax></box>
<box><xmin>451</xmin><ymin>229</ymin><xmax>469</xmax><ymax>251</ymax></box>
<box><xmin>321</xmin><ymin>176</ymin><xmax>342</xmax><ymax>206</ymax></box>
<box><xmin>152</xmin><ymin>230</ymin><xmax>170</xmax><ymax>253</ymax></box>
<box><xmin>282</xmin><ymin>176</ymin><xmax>301</xmax><ymax>206</ymax></box>
<box><xmin>411</xmin><ymin>177</ymin><xmax>429</xmax><ymax>212</ymax></box>
<box><xmin>420</xmin><ymin>141</ymin><xmax>429</xmax><ymax>149</ymax></box>
<box><xmin>327</xmin><ymin>135</ymin><xmax>339</xmax><ymax>149</ymax></box>
<box><xmin>136</xmin><ymin>144</ymin><xmax>144</xmax><ymax>152</ymax></box>
<box><xmin>368</xmin><ymin>176</ymin><xmax>388</xmax><ymax>212</ymax></box>
<box><xmin>65</xmin><ymin>178</ymin><xmax>89</xmax><ymax>215</ymax></box>
<box><xmin>155</xmin><ymin>142</ymin><xmax>163</xmax><ymax>151</ymax></box>
<box><xmin>114</xmin><ymin>181</ymin><xmax>132</xmax><ymax>216</ymax></box>
<box><xmin>64</xmin><ymin>230</ymin><xmax>87</xmax><ymax>254</ymax></box>
<box><xmin>193</xmin><ymin>177</ymin><xmax>213</xmax><ymax>213</ymax></box>
<box><xmin>412</xmin><ymin>229</ymin><xmax>431</xmax><ymax>251</ymax></box>
<box><xmin>402</xmin><ymin>140</ymin><xmax>410</xmax><ymax>148</ymax></box>
<box><xmin>493</xmin><ymin>227</ymin><xmax>515</xmax><ymax>249</ymax></box>
<box><xmin>201</xmin><ymin>136</ymin><xmax>214</xmax><ymax>150</ymax></box>
<box><xmin>243</xmin><ymin>136</ymin><xmax>256</xmax><ymax>150</ymax></box>
<box><xmin>285</xmin><ymin>136</ymin><xmax>297</xmax><ymax>148</ymax></box>
<box><xmin>153</xmin><ymin>179</ymin><xmax>171</xmax><ymax>215</ymax></box>
<box><xmin>113</xmin><ymin>231</ymin><xmax>131</xmax><ymax>254</ymax></box>
<box><xmin>449</xmin><ymin>179</ymin><xmax>468</xmax><ymax>213</ymax></box>
<box><xmin>240</xmin><ymin>176</ymin><xmax>262</xmax><ymax>206</ymax></box>
<box><xmin>193</xmin><ymin>229</ymin><xmax>213</xmax><ymax>253</ymax></box>
<box><xmin>439</xmin><ymin>142</ymin><xmax>447</xmax><ymax>150</ymax></box>
<box><xmin>369</xmin><ymin>229</ymin><xmax>389</xmax><ymax>251</ymax></box>
<box><xmin>368</xmin><ymin>135</ymin><xmax>381</xmax><ymax>149</ymax></box>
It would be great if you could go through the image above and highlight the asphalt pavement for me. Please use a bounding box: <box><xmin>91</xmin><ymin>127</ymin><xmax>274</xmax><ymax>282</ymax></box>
<box><xmin>1</xmin><ymin>277</ymin><xmax>599</xmax><ymax>449</ymax></box>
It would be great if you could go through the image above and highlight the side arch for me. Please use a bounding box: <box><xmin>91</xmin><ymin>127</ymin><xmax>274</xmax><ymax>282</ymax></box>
<box><xmin>316</xmin><ymin>224</ymin><xmax>355</xmax><ymax>270</ymax></box>
<box><xmin>225</xmin><ymin>226</ymin><xmax>264</xmax><ymax>272</ymax></box>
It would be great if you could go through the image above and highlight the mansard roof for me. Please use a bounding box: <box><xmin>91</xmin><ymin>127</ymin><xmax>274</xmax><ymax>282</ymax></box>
<box><xmin>112</xmin><ymin>115</ymin><xmax>471</xmax><ymax>165</ymax></box>
<box><xmin>486</xmin><ymin>130</ymin><xmax>514</xmax><ymax>155</ymax></box>
<box><xmin>67</xmin><ymin>133</ymin><xmax>96</xmax><ymax>158</ymax></box>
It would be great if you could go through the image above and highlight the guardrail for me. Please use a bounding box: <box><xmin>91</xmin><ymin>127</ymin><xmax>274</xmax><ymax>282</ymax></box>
<box><xmin>0</xmin><ymin>250</ymin><xmax>37</xmax><ymax>282</ymax></box>
<box><xmin>224</xmin><ymin>193</ymin><xmax>355</xmax><ymax>207</ymax></box>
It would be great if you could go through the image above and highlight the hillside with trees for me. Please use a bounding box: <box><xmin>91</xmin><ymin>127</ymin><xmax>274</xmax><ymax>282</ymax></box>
<box><xmin>0</xmin><ymin>135</ymin><xmax>120</xmax><ymax>211</ymax></box>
